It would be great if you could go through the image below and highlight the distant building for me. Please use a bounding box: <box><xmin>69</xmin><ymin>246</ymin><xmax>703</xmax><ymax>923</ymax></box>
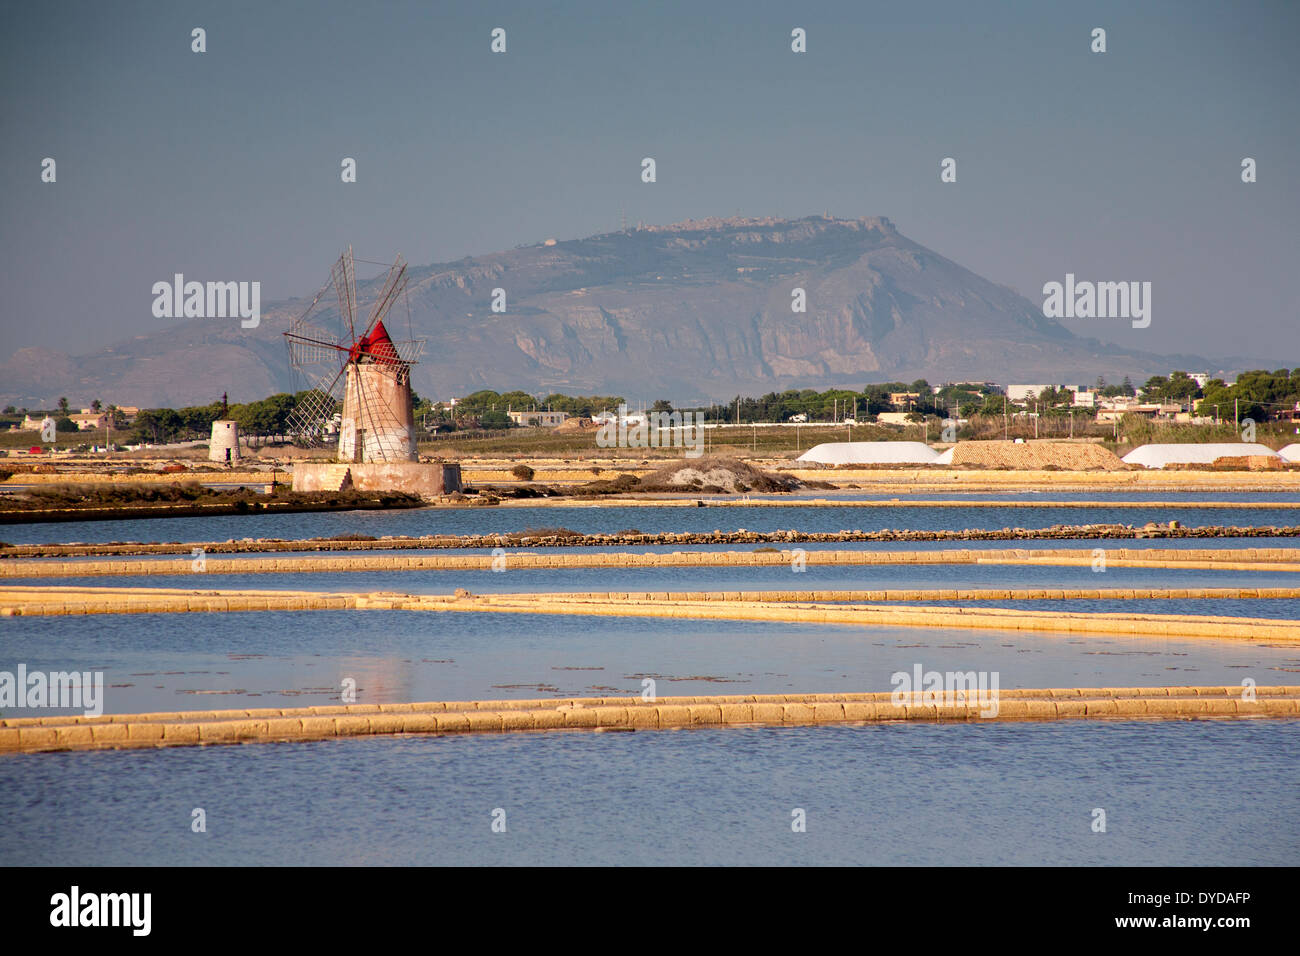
<box><xmin>1006</xmin><ymin>385</ymin><xmax>1054</xmax><ymax>403</ymax></box>
<box><xmin>1009</xmin><ymin>384</ymin><xmax>1094</xmax><ymax>406</ymax></box>
<box><xmin>507</xmin><ymin>410</ymin><xmax>568</xmax><ymax>427</ymax></box>
<box><xmin>876</xmin><ymin>412</ymin><xmax>913</xmax><ymax>425</ymax></box>
<box><xmin>887</xmin><ymin>392</ymin><xmax>920</xmax><ymax>408</ymax></box>
<box><xmin>69</xmin><ymin>412</ymin><xmax>109</xmax><ymax>431</ymax></box>
<box><xmin>1272</xmin><ymin>402</ymin><xmax>1300</xmax><ymax>423</ymax></box>
<box><xmin>592</xmin><ymin>408</ymin><xmax>646</xmax><ymax>427</ymax></box>
<box><xmin>1096</xmin><ymin>402</ymin><xmax>1183</xmax><ymax>423</ymax></box>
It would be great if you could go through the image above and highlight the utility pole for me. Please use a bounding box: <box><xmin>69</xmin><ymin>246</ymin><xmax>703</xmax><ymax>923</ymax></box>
<box><xmin>1234</xmin><ymin>398</ymin><xmax>1239</xmax><ymax>432</ymax></box>
<box><xmin>1004</xmin><ymin>395</ymin><xmax>1008</xmax><ymax>440</ymax></box>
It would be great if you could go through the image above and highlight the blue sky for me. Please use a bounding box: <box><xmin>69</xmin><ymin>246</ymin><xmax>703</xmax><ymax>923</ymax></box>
<box><xmin>2</xmin><ymin>0</ymin><xmax>1296</xmax><ymax>362</ymax></box>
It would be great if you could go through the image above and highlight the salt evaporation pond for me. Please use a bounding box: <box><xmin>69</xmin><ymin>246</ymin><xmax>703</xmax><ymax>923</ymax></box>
<box><xmin>12</xmin><ymin>557</ymin><xmax>1300</xmax><ymax>598</ymax></box>
<box><xmin>3</xmin><ymin>610</ymin><xmax>1297</xmax><ymax>717</ymax></box>
<box><xmin>1</xmin><ymin>720</ymin><xmax>1295</xmax><ymax>866</ymax></box>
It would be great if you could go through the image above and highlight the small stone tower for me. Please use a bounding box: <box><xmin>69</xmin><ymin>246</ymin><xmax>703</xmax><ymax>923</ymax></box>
<box><xmin>208</xmin><ymin>393</ymin><xmax>240</xmax><ymax>464</ymax></box>
<box><xmin>209</xmin><ymin>420</ymin><xmax>240</xmax><ymax>464</ymax></box>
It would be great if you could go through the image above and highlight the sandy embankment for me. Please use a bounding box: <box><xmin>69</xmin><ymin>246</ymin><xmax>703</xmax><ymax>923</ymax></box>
<box><xmin>3</xmin><ymin>686</ymin><xmax>1298</xmax><ymax>754</ymax></box>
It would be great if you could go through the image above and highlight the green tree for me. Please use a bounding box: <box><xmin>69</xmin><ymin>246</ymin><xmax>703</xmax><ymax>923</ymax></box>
<box><xmin>541</xmin><ymin>393</ymin><xmax>625</xmax><ymax>417</ymax></box>
<box><xmin>1163</xmin><ymin>371</ymin><xmax>1200</xmax><ymax>405</ymax></box>
<box><xmin>130</xmin><ymin>409</ymin><xmax>182</xmax><ymax>444</ymax></box>
<box><xmin>235</xmin><ymin>393</ymin><xmax>296</xmax><ymax>438</ymax></box>
<box><xmin>1141</xmin><ymin>375</ymin><xmax>1170</xmax><ymax>401</ymax></box>
<box><xmin>1196</xmin><ymin>368</ymin><xmax>1299</xmax><ymax>421</ymax></box>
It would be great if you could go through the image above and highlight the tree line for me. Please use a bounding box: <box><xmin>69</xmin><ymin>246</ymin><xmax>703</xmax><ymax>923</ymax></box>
<box><xmin>50</xmin><ymin>367</ymin><xmax>1299</xmax><ymax>445</ymax></box>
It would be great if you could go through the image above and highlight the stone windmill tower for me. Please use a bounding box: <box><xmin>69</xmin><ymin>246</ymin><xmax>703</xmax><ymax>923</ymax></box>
<box><xmin>284</xmin><ymin>248</ymin><xmax>422</xmax><ymax>463</ymax></box>
<box><xmin>283</xmin><ymin>249</ymin><xmax>459</xmax><ymax>495</ymax></box>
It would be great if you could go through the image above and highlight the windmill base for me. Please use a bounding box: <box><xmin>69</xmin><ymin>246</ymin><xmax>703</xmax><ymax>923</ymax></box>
<box><xmin>292</xmin><ymin>462</ymin><xmax>462</xmax><ymax>497</ymax></box>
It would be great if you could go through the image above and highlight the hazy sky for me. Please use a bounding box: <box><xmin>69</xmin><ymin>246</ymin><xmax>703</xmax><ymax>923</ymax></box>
<box><xmin>2</xmin><ymin>0</ymin><xmax>1297</xmax><ymax>364</ymax></box>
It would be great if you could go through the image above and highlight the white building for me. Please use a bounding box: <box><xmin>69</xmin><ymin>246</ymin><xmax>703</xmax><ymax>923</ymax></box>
<box><xmin>507</xmin><ymin>410</ymin><xmax>568</xmax><ymax>427</ymax></box>
<box><xmin>1008</xmin><ymin>384</ymin><xmax>1093</xmax><ymax>405</ymax></box>
<box><xmin>1006</xmin><ymin>385</ymin><xmax>1054</xmax><ymax>403</ymax></box>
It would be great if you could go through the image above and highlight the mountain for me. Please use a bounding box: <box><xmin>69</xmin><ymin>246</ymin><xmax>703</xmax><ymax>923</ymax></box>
<box><xmin>0</xmin><ymin>215</ymin><xmax>1234</xmax><ymax>407</ymax></box>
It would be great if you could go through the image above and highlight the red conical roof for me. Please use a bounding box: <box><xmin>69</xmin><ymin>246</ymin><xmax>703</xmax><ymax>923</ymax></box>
<box><xmin>349</xmin><ymin>319</ymin><xmax>402</xmax><ymax>366</ymax></box>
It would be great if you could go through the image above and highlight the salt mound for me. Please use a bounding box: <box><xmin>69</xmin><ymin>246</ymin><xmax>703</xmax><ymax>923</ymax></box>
<box><xmin>638</xmin><ymin>456</ymin><xmax>800</xmax><ymax>493</ymax></box>
<box><xmin>1122</xmin><ymin>443</ymin><xmax>1280</xmax><ymax>469</ymax></box>
<box><xmin>1278</xmin><ymin>443</ymin><xmax>1300</xmax><ymax>462</ymax></box>
<box><xmin>933</xmin><ymin>447</ymin><xmax>954</xmax><ymax>465</ymax></box>
<box><xmin>950</xmin><ymin>440</ymin><xmax>1125</xmax><ymax>470</ymax></box>
<box><xmin>797</xmin><ymin>441</ymin><xmax>940</xmax><ymax>465</ymax></box>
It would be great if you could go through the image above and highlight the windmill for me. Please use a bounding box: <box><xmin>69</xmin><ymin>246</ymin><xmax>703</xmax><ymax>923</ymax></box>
<box><xmin>284</xmin><ymin>248</ymin><xmax>425</xmax><ymax>462</ymax></box>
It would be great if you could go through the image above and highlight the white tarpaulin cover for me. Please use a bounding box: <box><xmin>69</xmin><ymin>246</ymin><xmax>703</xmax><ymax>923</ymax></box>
<box><xmin>1121</xmin><ymin>442</ymin><xmax>1280</xmax><ymax>469</ymax></box>
<box><xmin>797</xmin><ymin>441</ymin><xmax>941</xmax><ymax>464</ymax></box>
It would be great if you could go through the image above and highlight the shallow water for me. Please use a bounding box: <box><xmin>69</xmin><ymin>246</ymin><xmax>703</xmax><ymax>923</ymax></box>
<box><xmin>1</xmin><ymin>720</ymin><xmax>1295</xmax><ymax>865</ymax></box>
<box><xmin>10</xmin><ymin>553</ymin><xmax>1300</xmax><ymax>597</ymax></box>
<box><xmin>6</xmin><ymin>491</ymin><xmax>1298</xmax><ymax>868</ymax></box>
<box><xmin>3</xmin><ymin>610</ymin><xmax>1295</xmax><ymax>717</ymax></box>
